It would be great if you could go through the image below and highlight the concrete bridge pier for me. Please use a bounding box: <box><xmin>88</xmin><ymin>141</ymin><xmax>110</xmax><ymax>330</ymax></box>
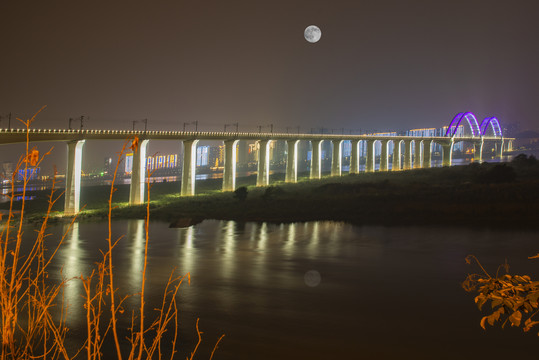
<box><xmin>64</xmin><ymin>140</ymin><xmax>85</xmax><ymax>215</ymax></box>
<box><xmin>285</xmin><ymin>139</ymin><xmax>300</xmax><ymax>183</ymax></box>
<box><xmin>496</xmin><ymin>139</ymin><xmax>504</xmax><ymax>158</ymax></box>
<box><xmin>129</xmin><ymin>139</ymin><xmax>150</xmax><ymax>205</ymax></box>
<box><xmin>181</xmin><ymin>139</ymin><xmax>199</xmax><ymax>196</ymax></box>
<box><xmin>507</xmin><ymin>139</ymin><xmax>513</xmax><ymax>152</ymax></box>
<box><xmin>403</xmin><ymin>140</ymin><xmax>412</xmax><ymax>170</ymax></box>
<box><xmin>349</xmin><ymin>140</ymin><xmax>360</xmax><ymax>174</ymax></box>
<box><xmin>392</xmin><ymin>140</ymin><xmax>401</xmax><ymax>171</ymax></box>
<box><xmin>422</xmin><ymin>140</ymin><xmax>432</xmax><ymax>168</ymax></box>
<box><xmin>222</xmin><ymin>139</ymin><xmax>239</xmax><ymax>191</ymax></box>
<box><xmin>442</xmin><ymin>142</ymin><xmax>453</xmax><ymax>167</ymax></box>
<box><xmin>380</xmin><ymin>140</ymin><xmax>389</xmax><ymax>171</ymax></box>
<box><xmin>413</xmin><ymin>140</ymin><xmax>422</xmax><ymax>169</ymax></box>
<box><xmin>331</xmin><ymin>140</ymin><xmax>343</xmax><ymax>176</ymax></box>
<box><xmin>365</xmin><ymin>140</ymin><xmax>375</xmax><ymax>172</ymax></box>
<box><xmin>257</xmin><ymin>140</ymin><xmax>272</xmax><ymax>186</ymax></box>
<box><xmin>310</xmin><ymin>140</ymin><xmax>322</xmax><ymax>179</ymax></box>
<box><xmin>473</xmin><ymin>139</ymin><xmax>484</xmax><ymax>163</ymax></box>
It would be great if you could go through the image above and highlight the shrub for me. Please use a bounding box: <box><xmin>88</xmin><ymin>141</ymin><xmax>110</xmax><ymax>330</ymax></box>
<box><xmin>474</xmin><ymin>164</ymin><xmax>516</xmax><ymax>184</ymax></box>
<box><xmin>233</xmin><ymin>186</ymin><xmax>248</xmax><ymax>202</ymax></box>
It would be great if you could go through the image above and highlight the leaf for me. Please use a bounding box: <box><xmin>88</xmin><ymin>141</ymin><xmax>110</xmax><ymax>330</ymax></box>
<box><xmin>480</xmin><ymin>316</ymin><xmax>487</xmax><ymax>330</ymax></box>
<box><xmin>491</xmin><ymin>299</ymin><xmax>503</xmax><ymax>309</ymax></box>
<box><xmin>509</xmin><ymin>311</ymin><xmax>522</xmax><ymax>327</ymax></box>
<box><xmin>130</xmin><ymin>136</ymin><xmax>139</xmax><ymax>152</ymax></box>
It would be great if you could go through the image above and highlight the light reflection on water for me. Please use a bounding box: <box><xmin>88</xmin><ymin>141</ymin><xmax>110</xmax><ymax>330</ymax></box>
<box><xmin>32</xmin><ymin>220</ymin><xmax>539</xmax><ymax>359</ymax></box>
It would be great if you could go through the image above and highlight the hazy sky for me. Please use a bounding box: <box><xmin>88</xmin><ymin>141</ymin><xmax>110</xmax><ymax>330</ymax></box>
<box><xmin>1</xmin><ymin>0</ymin><xmax>538</xmax><ymax>171</ymax></box>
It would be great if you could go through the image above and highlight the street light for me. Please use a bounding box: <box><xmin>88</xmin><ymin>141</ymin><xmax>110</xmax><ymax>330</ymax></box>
<box><xmin>224</xmin><ymin>122</ymin><xmax>239</xmax><ymax>132</ymax></box>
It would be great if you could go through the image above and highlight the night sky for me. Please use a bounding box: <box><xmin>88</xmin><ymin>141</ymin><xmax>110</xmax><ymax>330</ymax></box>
<box><xmin>1</xmin><ymin>0</ymin><xmax>538</xmax><ymax>172</ymax></box>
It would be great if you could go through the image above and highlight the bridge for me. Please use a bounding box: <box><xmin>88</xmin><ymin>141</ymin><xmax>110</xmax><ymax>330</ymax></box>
<box><xmin>0</xmin><ymin>112</ymin><xmax>512</xmax><ymax>215</ymax></box>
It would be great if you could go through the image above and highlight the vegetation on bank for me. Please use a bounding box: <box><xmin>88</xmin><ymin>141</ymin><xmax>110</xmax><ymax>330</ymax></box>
<box><xmin>5</xmin><ymin>154</ymin><xmax>539</xmax><ymax>228</ymax></box>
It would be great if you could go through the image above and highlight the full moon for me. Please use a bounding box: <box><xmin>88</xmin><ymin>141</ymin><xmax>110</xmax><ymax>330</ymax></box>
<box><xmin>304</xmin><ymin>25</ymin><xmax>321</xmax><ymax>43</ymax></box>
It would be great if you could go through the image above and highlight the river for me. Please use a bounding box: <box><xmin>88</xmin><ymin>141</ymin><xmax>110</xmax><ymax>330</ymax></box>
<box><xmin>17</xmin><ymin>220</ymin><xmax>539</xmax><ymax>359</ymax></box>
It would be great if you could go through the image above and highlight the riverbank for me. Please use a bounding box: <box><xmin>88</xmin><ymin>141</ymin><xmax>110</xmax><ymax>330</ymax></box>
<box><xmin>4</xmin><ymin>155</ymin><xmax>539</xmax><ymax>228</ymax></box>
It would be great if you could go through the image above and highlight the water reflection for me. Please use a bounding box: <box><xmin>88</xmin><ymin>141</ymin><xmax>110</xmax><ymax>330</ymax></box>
<box><xmin>62</xmin><ymin>222</ymin><xmax>84</xmax><ymax>326</ymax></box>
<box><xmin>18</xmin><ymin>219</ymin><xmax>539</xmax><ymax>359</ymax></box>
<box><xmin>126</xmin><ymin>220</ymin><xmax>145</xmax><ymax>291</ymax></box>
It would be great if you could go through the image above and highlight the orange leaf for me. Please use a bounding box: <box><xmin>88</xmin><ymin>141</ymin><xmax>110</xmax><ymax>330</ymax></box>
<box><xmin>24</xmin><ymin>149</ymin><xmax>39</xmax><ymax>166</ymax></box>
<box><xmin>130</xmin><ymin>136</ymin><xmax>139</xmax><ymax>152</ymax></box>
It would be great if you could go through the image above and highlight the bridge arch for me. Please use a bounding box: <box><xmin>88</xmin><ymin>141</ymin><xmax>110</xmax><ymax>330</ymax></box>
<box><xmin>480</xmin><ymin>117</ymin><xmax>503</xmax><ymax>137</ymax></box>
<box><xmin>445</xmin><ymin>112</ymin><xmax>481</xmax><ymax>138</ymax></box>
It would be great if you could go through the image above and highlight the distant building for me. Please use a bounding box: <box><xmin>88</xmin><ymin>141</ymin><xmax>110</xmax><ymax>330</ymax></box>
<box><xmin>17</xmin><ymin>167</ymin><xmax>40</xmax><ymax>181</ymax></box>
<box><xmin>2</xmin><ymin>161</ymin><xmax>14</xmax><ymax>178</ymax></box>
<box><xmin>147</xmin><ymin>154</ymin><xmax>178</xmax><ymax>171</ymax></box>
<box><xmin>104</xmin><ymin>157</ymin><xmax>113</xmax><ymax>175</ymax></box>
<box><xmin>125</xmin><ymin>153</ymin><xmax>134</xmax><ymax>174</ymax></box>
<box><xmin>196</xmin><ymin>146</ymin><xmax>209</xmax><ymax>167</ymax></box>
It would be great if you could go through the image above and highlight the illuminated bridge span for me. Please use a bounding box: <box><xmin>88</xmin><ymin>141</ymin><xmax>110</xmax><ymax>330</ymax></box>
<box><xmin>0</xmin><ymin>113</ymin><xmax>512</xmax><ymax>215</ymax></box>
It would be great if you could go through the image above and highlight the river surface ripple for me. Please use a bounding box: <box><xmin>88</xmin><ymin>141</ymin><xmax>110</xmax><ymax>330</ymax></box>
<box><xmin>28</xmin><ymin>220</ymin><xmax>539</xmax><ymax>359</ymax></box>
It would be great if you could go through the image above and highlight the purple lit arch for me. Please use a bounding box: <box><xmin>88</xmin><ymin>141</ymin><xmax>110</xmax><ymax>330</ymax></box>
<box><xmin>445</xmin><ymin>112</ymin><xmax>481</xmax><ymax>137</ymax></box>
<box><xmin>480</xmin><ymin>117</ymin><xmax>503</xmax><ymax>137</ymax></box>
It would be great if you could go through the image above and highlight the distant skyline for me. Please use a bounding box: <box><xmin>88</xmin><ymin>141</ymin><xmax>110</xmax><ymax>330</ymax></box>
<box><xmin>1</xmin><ymin>0</ymin><xmax>538</xmax><ymax>172</ymax></box>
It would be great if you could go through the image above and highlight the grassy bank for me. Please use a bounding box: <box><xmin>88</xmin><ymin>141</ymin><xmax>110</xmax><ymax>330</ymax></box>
<box><xmin>5</xmin><ymin>155</ymin><xmax>539</xmax><ymax>228</ymax></box>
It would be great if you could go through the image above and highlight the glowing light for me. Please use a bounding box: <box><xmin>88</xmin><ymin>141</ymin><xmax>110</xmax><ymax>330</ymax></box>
<box><xmin>480</xmin><ymin>117</ymin><xmax>503</xmax><ymax>137</ymax></box>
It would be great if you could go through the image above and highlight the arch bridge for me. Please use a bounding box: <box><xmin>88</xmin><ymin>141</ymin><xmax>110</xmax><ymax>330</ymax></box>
<box><xmin>0</xmin><ymin>113</ymin><xmax>511</xmax><ymax>215</ymax></box>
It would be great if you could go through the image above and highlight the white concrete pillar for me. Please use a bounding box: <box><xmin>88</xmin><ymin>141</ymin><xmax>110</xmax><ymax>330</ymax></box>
<box><xmin>310</xmin><ymin>140</ymin><xmax>322</xmax><ymax>179</ymax></box>
<box><xmin>392</xmin><ymin>140</ymin><xmax>402</xmax><ymax>171</ymax></box>
<box><xmin>496</xmin><ymin>139</ymin><xmax>504</xmax><ymax>158</ymax></box>
<box><xmin>413</xmin><ymin>140</ymin><xmax>422</xmax><ymax>169</ymax></box>
<box><xmin>473</xmin><ymin>139</ymin><xmax>483</xmax><ymax>163</ymax></box>
<box><xmin>349</xmin><ymin>140</ymin><xmax>360</xmax><ymax>174</ymax></box>
<box><xmin>285</xmin><ymin>139</ymin><xmax>300</xmax><ymax>183</ymax></box>
<box><xmin>380</xmin><ymin>140</ymin><xmax>389</xmax><ymax>171</ymax></box>
<box><xmin>442</xmin><ymin>142</ymin><xmax>454</xmax><ymax>167</ymax></box>
<box><xmin>64</xmin><ymin>140</ymin><xmax>85</xmax><ymax>215</ymax></box>
<box><xmin>129</xmin><ymin>139</ymin><xmax>150</xmax><ymax>205</ymax></box>
<box><xmin>181</xmin><ymin>139</ymin><xmax>199</xmax><ymax>196</ymax></box>
<box><xmin>403</xmin><ymin>140</ymin><xmax>412</xmax><ymax>170</ymax></box>
<box><xmin>222</xmin><ymin>139</ymin><xmax>239</xmax><ymax>191</ymax></box>
<box><xmin>422</xmin><ymin>140</ymin><xmax>432</xmax><ymax>168</ymax></box>
<box><xmin>365</xmin><ymin>139</ymin><xmax>375</xmax><ymax>172</ymax></box>
<box><xmin>256</xmin><ymin>140</ymin><xmax>272</xmax><ymax>186</ymax></box>
<box><xmin>331</xmin><ymin>140</ymin><xmax>343</xmax><ymax>176</ymax></box>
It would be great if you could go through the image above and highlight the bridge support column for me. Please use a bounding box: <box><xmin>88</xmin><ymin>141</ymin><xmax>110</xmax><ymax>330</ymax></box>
<box><xmin>496</xmin><ymin>138</ymin><xmax>504</xmax><ymax>159</ymax></box>
<box><xmin>442</xmin><ymin>142</ymin><xmax>453</xmax><ymax>167</ymax></box>
<box><xmin>181</xmin><ymin>139</ymin><xmax>199</xmax><ymax>196</ymax></box>
<box><xmin>392</xmin><ymin>140</ymin><xmax>401</xmax><ymax>171</ymax></box>
<box><xmin>365</xmin><ymin>140</ymin><xmax>375</xmax><ymax>172</ymax></box>
<box><xmin>223</xmin><ymin>139</ymin><xmax>239</xmax><ymax>191</ymax></box>
<box><xmin>473</xmin><ymin>139</ymin><xmax>484</xmax><ymax>163</ymax></box>
<box><xmin>129</xmin><ymin>139</ymin><xmax>150</xmax><ymax>205</ymax></box>
<box><xmin>380</xmin><ymin>140</ymin><xmax>389</xmax><ymax>171</ymax></box>
<box><xmin>310</xmin><ymin>140</ymin><xmax>322</xmax><ymax>179</ymax></box>
<box><xmin>403</xmin><ymin>140</ymin><xmax>412</xmax><ymax>170</ymax></box>
<box><xmin>422</xmin><ymin>140</ymin><xmax>432</xmax><ymax>168</ymax></box>
<box><xmin>413</xmin><ymin>140</ymin><xmax>422</xmax><ymax>169</ymax></box>
<box><xmin>331</xmin><ymin>140</ymin><xmax>343</xmax><ymax>176</ymax></box>
<box><xmin>349</xmin><ymin>140</ymin><xmax>360</xmax><ymax>174</ymax></box>
<box><xmin>65</xmin><ymin>140</ymin><xmax>85</xmax><ymax>215</ymax></box>
<box><xmin>285</xmin><ymin>140</ymin><xmax>300</xmax><ymax>183</ymax></box>
<box><xmin>257</xmin><ymin>140</ymin><xmax>272</xmax><ymax>186</ymax></box>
